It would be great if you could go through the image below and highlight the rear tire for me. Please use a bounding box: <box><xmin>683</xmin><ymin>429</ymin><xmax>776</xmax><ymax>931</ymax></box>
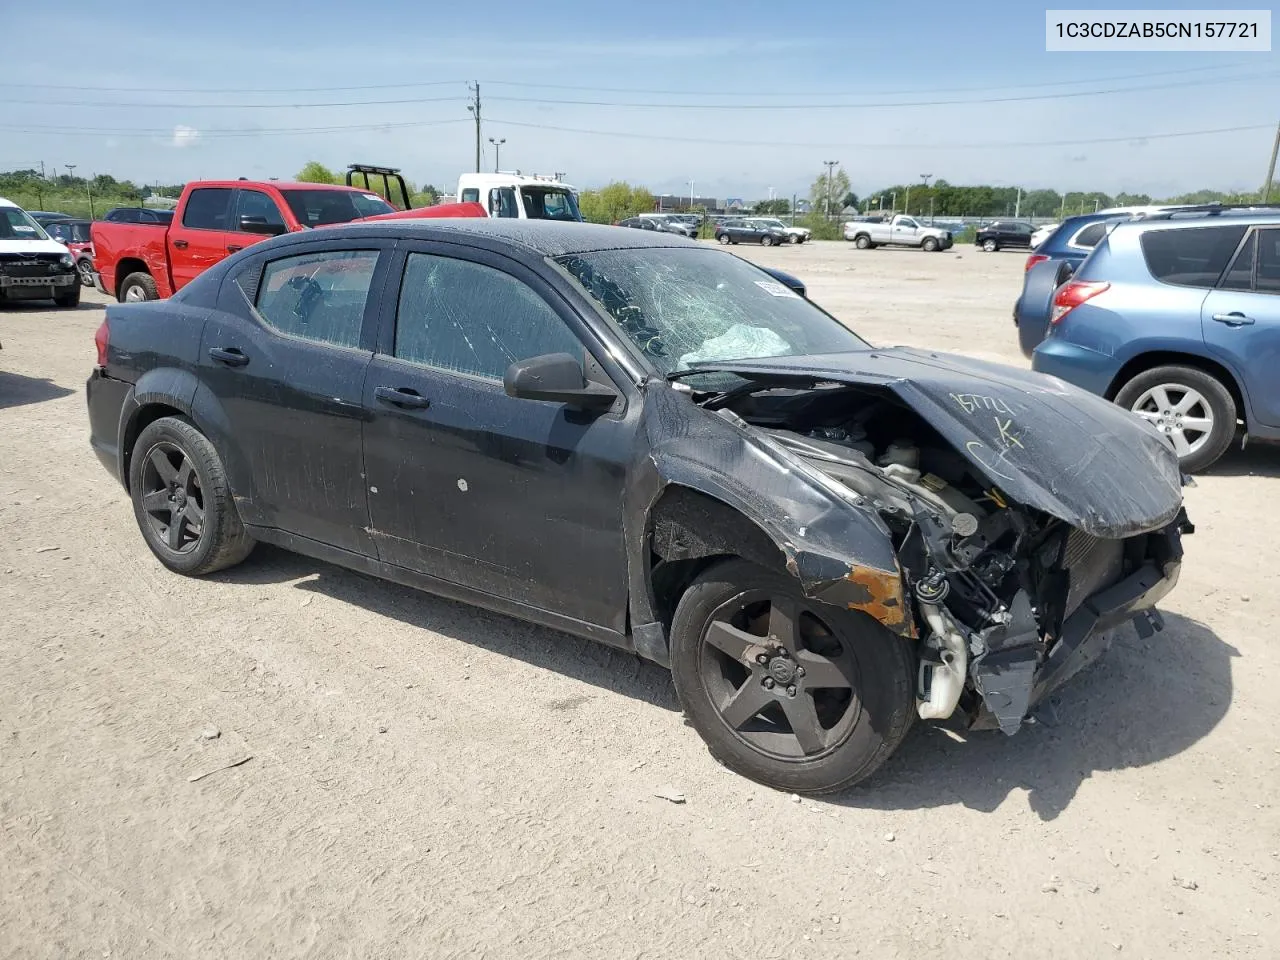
<box><xmin>669</xmin><ymin>558</ymin><xmax>915</xmax><ymax>794</ymax></box>
<box><xmin>854</xmin><ymin>235</ymin><xmax>871</xmax><ymax>250</ymax></box>
<box><xmin>53</xmin><ymin>284</ymin><xmax>81</xmax><ymax>308</ymax></box>
<box><xmin>1113</xmin><ymin>365</ymin><xmax>1236</xmax><ymax>473</ymax></box>
<box><xmin>119</xmin><ymin>272</ymin><xmax>159</xmax><ymax>303</ymax></box>
<box><xmin>129</xmin><ymin>416</ymin><xmax>255</xmax><ymax>576</ymax></box>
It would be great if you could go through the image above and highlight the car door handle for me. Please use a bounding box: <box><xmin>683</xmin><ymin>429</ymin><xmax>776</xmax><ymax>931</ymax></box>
<box><xmin>1212</xmin><ymin>312</ymin><xmax>1255</xmax><ymax>327</ymax></box>
<box><xmin>172</xmin><ymin>239</ymin><xmax>188</xmax><ymax>249</ymax></box>
<box><xmin>374</xmin><ymin>386</ymin><xmax>430</xmax><ymax>409</ymax></box>
<box><xmin>227</xmin><ymin>244</ymin><xmax>244</xmax><ymax>253</ymax></box>
<box><xmin>208</xmin><ymin>346</ymin><xmax>249</xmax><ymax>367</ymax></box>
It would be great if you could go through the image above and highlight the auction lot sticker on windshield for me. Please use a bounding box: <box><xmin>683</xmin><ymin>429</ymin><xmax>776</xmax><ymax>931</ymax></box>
<box><xmin>754</xmin><ymin>280</ymin><xmax>800</xmax><ymax>298</ymax></box>
<box><xmin>1046</xmin><ymin>10</ymin><xmax>1271</xmax><ymax>51</ymax></box>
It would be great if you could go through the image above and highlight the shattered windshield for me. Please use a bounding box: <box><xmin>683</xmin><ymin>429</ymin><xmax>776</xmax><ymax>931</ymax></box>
<box><xmin>555</xmin><ymin>247</ymin><xmax>867</xmax><ymax>378</ymax></box>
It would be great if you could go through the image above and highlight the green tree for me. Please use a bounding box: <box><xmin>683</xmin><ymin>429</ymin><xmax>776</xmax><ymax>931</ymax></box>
<box><xmin>753</xmin><ymin>198</ymin><xmax>791</xmax><ymax>215</ymax></box>
<box><xmin>295</xmin><ymin>161</ymin><xmax>338</xmax><ymax>184</ymax></box>
<box><xmin>841</xmin><ymin>191</ymin><xmax>859</xmax><ymax>212</ymax></box>
<box><xmin>578</xmin><ymin>181</ymin><xmax>655</xmax><ymax>223</ymax></box>
<box><xmin>810</xmin><ymin>167</ymin><xmax>851</xmax><ymax>218</ymax></box>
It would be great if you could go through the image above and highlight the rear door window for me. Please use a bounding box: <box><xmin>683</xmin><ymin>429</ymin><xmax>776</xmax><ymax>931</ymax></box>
<box><xmin>1140</xmin><ymin>225</ymin><xmax>1247</xmax><ymax>288</ymax></box>
<box><xmin>1257</xmin><ymin>229</ymin><xmax>1280</xmax><ymax>294</ymax></box>
<box><xmin>182</xmin><ymin>188</ymin><xmax>234</xmax><ymax>231</ymax></box>
<box><xmin>255</xmin><ymin>249</ymin><xmax>379</xmax><ymax>348</ymax></box>
<box><xmin>1220</xmin><ymin>232</ymin><xmax>1256</xmax><ymax>291</ymax></box>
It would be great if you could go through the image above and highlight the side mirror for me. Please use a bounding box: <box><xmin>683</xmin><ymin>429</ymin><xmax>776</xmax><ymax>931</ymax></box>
<box><xmin>504</xmin><ymin>353</ymin><xmax>617</xmax><ymax>411</ymax></box>
<box><xmin>239</xmin><ymin>215</ymin><xmax>286</xmax><ymax>236</ymax></box>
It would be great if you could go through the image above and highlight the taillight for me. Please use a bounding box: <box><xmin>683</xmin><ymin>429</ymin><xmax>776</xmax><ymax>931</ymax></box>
<box><xmin>1025</xmin><ymin>253</ymin><xmax>1049</xmax><ymax>271</ymax></box>
<box><xmin>1050</xmin><ymin>280</ymin><xmax>1110</xmax><ymax>325</ymax></box>
<box><xmin>94</xmin><ymin>319</ymin><xmax>109</xmax><ymax>367</ymax></box>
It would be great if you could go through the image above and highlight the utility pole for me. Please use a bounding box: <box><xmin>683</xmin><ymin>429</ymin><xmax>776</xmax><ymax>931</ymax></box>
<box><xmin>38</xmin><ymin>160</ymin><xmax>45</xmax><ymax>179</ymax></box>
<box><xmin>1015</xmin><ymin>186</ymin><xmax>1022</xmax><ymax>218</ymax></box>
<box><xmin>65</xmin><ymin>163</ymin><xmax>76</xmax><ymax>181</ymax></box>
<box><xmin>1263</xmin><ymin>120</ymin><xmax>1280</xmax><ymax>203</ymax></box>
<box><xmin>822</xmin><ymin>160</ymin><xmax>838</xmax><ymax>220</ymax></box>
<box><xmin>87</xmin><ymin>172</ymin><xmax>96</xmax><ymax>219</ymax></box>
<box><xmin>466</xmin><ymin>83</ymin><xmax>482</xmax><ymax>174</ymax></box>
<box><xmin>688</xmin><ymin>178</ymin><xmax>695</xmax><ymax>210</ymax></box>
<box><xmin>488</xmin><ymin>137</ymin><xmax>505</xmax><ymax>173</ymax></box>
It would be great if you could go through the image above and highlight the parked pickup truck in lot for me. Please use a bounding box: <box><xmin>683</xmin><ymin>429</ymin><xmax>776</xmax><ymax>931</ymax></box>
<box><xmin>843</xmin><ymin>215</ymin><xmax>952</xmax><ymax>252</ymax></box>
<box><xmin>91</xmin><ymin>180</ymin><xmax>483</xmax><ymax>302</ymax></box>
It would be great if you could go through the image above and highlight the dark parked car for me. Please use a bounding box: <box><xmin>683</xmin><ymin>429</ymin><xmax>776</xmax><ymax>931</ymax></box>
<box><xmin>975</xmin><ymin>220</ymin><xmax>1035</xmax><ymax>252</ymax></box>
<box><xmin>27</xmin><ymin>210</ymin><xmax>77</xmax><ymax>227</ymax></box>
<box><xmin>618</xmin><ymin>216</ymin><xmax>659</xmax><ymax>231</ymax></box>
<box><xmin>86</xmin><ymin>220</ymin><xmax>1189</xmax><ymax>794</ymax></box>
<box><xmin>103</xmin><ymin>206</ymin><xmax>175</xmax><ymax>225</ymax></box>
<box><xmin>1029</xmin><ymin>211</ymin><xmax>1280</xmax><ymax>472</ymax></box>
<box><xmin>44</xmin><ymin>218</ymin><xmax>97</xmax><ymax>285</ymax></box>
<box><xmin>715</xmin><ymin>218</ymin><xmax>789</xmax><ymax>246</ymax></box>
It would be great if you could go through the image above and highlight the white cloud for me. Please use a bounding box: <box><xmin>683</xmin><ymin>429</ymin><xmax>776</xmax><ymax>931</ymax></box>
<box><xmin>171</xmin><ymin>125</ymin><xmax>200</xmax><ymax>149</ymax></box>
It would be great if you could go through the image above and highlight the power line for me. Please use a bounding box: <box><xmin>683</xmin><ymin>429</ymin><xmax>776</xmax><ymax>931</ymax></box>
<box><xmin>478</xmin><ymin>63</ymin><xmax>1250</xmax><ymax>97</ymax></box>
<box><xmin>485</xmin><ymin>118</ymin><xmax>1276</xmax><ymax>150</ymax></box>
<box><xmin>1</xmin><ymin>95</ymin><xmax>466</xmax><ymax>109</ymax></box>
<box><xmin>0</xmin><ymin>118</ymin><xmax>469</xmax><ymax>139</ymax></box>
<box><xmin>483</xmin><ymin>71</ymin><xmax>1280</xmax><ymax>110</ymax></box>
<box><xmin>0</xmin><ymin>79</ymin><xmax>466</xmax><ymax>94</ymax></box>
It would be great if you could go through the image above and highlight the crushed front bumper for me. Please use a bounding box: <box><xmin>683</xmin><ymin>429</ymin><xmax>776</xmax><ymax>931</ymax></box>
<box><xmin>970</xmin><ymin>520</ymin><xmax>1185</xmax><ymax>734</ymax></box>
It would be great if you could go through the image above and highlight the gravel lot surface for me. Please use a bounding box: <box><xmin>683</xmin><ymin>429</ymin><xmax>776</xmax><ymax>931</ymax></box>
<box><xmin>2</xmin><ymin>241</ymin><xmax>1277</xmax><ymax>959</ymax></box>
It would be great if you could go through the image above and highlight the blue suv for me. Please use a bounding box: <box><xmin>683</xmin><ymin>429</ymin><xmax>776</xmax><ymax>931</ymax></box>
<box><xmin>1030</xmin><ymin>211</ymin><xmax>1280</xmax><ymax>472</ymax></box>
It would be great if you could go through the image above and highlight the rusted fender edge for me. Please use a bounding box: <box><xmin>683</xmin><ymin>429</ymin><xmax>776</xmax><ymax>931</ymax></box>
<box><xmin>785</xmin><ymin>546</ymin><xmax>915</xmax><ymax>637</ymax></box>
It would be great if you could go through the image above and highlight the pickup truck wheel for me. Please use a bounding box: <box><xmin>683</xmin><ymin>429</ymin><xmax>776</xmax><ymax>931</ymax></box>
<box><xmin>922</xmin><ymin>237</ymin><xmax>938</xmax><ymax>252</ymax></box>
<box><xmin>718</xmin><ymin>234</ymin><xmax>732</xmax><ymax>245</ymax></box>
<box><xmin>982</xmin><ymin>239</ymin><xmax>998</xmax><ymax>253</ymax></box>
<box><xmin>53</xmin><ymin>284</ymin><xmax>81</xmax><ymax>308</ymax></box>
<box><xmin>669</xmin><ymin>558</ymin><xmax>915</xmax><ymax>794</ymax></box>
<box><xmin>129</xmin><ymin>416</ymin><xmax>255</xmax><ymax>576</ymax></box>
<box><xmin>760</xmin><ymin>236</ymin><xmax>775</xmax><ymax>247</ymax></box>
<box><xmin>854</xmin><ymin>235</ymin><xmax>872</xmax><ymax>250</ymax></box>
<box><xmin>1114</xmin><ymin>365</ymin><xmax>1236</xmax><ymax>473</ymax></box>
<box><xmin>120</xmin><ymin>272</ymin><xmax>159</xmax><ymax>303</ymax></box>
<box><xmin>77</xmin><ymin>259</ymin><xmax>95</xmax><ymax>286</ymax></box>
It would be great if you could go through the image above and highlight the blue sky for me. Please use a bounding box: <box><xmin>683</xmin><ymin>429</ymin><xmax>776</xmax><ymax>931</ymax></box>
<box><xmin>2</xmin><ymin>0</ymin><xmax>1276</xmax><ymax>201</ymax></box>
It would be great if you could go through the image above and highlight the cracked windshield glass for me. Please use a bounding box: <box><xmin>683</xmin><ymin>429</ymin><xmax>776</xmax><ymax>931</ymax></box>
<box><xmin>556</xmin><ymin>247</ymin><xmax>867</xmax><ymax>379</ymax></box>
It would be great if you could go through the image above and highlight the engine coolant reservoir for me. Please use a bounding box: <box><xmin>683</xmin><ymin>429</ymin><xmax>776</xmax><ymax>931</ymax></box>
<box><xmin>878</xmin><ymin>440</ymin><xmax>920</xmax><ymax>469</ymax></box>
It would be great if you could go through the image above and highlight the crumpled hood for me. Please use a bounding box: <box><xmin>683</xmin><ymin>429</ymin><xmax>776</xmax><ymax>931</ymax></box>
<box><xmin>688</xmin><ymin>347</ymin><xmax>1184</xmax><ymax>538</ymax></box>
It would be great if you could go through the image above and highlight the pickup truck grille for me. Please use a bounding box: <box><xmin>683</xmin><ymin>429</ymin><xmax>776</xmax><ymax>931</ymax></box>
<box><xmin>0</xmin><ymin>253</ymin><xmax>65</xmax><ymax>278</ymax></box>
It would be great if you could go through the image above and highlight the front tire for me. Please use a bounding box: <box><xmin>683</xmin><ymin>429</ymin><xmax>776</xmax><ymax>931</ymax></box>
<box><xmin>669</xmin><ymin>559</ymin><xmax>915</xmax><ymax>794</ymax></box>
<box><xmin>1113</xmin><ymin>365</ymin><xmax>1236</xmax><ymax>472</ymax></box>
<box><xmin>119</xmin><ymin>271</ymin><xmax>159</xmax><ymax>303</ymax></box>
<box><xmin>982</xmin><ymin>239</ymin><xmax>998</xmax><ymax>253</ymax></box>
<box><xmin>760</xmin><ymin>236</ymin><xmax>775</xmax><ymax>247</ymax></box>
<box><xmin>718</xmin><ymin>234</ymin><xmax>731</xmax><ymax>245</ymax></box>
<box><xmin>922</xmin><ymin>237</ymin><xmax>938</xmax><ymax>252</ymax></box>
<box><xmin>77</xmin><ymin>259</ymin><xmax>95</xmax><ymax>287</ymax></box>
<box><xmin>788</xmin><ymin>234</ymin><xmax>800</xmax><ymax>244</ymax></box>
<box><xmin>129</xmin><ymin>416</ymin><xmax>255</xmax><ymax>575</ymax></box>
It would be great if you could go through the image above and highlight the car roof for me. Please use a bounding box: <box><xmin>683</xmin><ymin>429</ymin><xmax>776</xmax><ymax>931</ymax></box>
<box><xmin>302</xmin><ymin>219</ymin><xmax>699</xmax><ymax>256</ymax></box>
<box><xmin>1109</xmin><ymin>210</ymin><xmax>1280</xmax><ymax>236</ymax></box>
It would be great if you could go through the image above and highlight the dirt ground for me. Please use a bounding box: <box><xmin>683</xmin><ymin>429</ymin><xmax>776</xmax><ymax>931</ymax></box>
<box><xmin>2</xmin><ymin>241</ymin><xmax>1278</xmax><ymax>959</ymax></box>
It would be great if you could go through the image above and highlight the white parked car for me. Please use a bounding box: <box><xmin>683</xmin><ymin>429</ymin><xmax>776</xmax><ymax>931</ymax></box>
<box><xmin>1030</xmin><ymin>223</ymin><xmax>1058</xmax><ymax>249</ymax></box>
<box><xmin>756</xmin><ymin>218</ymin><xmax>811</xmax><ymax>244</ymax></box>
<box><xmin>0</xmin><ymin>196</ymin><xmax>81</xmax><ymax>308</ymax></box>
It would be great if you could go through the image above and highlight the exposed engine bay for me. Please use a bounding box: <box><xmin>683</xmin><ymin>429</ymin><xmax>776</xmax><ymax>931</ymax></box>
<box><xmin>702</xmin><ymin>379</ymin><xmax>1189</xmax><ymax>733</ymax></box>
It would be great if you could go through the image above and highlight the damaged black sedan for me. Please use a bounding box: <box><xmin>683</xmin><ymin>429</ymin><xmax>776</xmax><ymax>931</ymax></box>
<box><xmin>86</xmin><ymin>221</ymin><xmax>1190</xmax><ymax>794</ymax></box>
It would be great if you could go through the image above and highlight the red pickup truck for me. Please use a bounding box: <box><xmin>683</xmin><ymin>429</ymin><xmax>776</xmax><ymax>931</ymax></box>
<box><xmin>91</xmin><ymin>180</ymin><xmax>483</xmax><ymax>302</ymax></box>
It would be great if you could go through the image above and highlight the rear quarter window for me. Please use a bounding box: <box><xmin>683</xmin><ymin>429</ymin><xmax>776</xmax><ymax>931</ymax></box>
<box><xmin>1139</xmin><ymin>225</ymin><xmax>1247</xmax><ymax>288</ymax></box>
<box><xmin>1070</xmin><ymin>223</ymin><xmax>1108</xmax><ymax>248</ymax></box>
